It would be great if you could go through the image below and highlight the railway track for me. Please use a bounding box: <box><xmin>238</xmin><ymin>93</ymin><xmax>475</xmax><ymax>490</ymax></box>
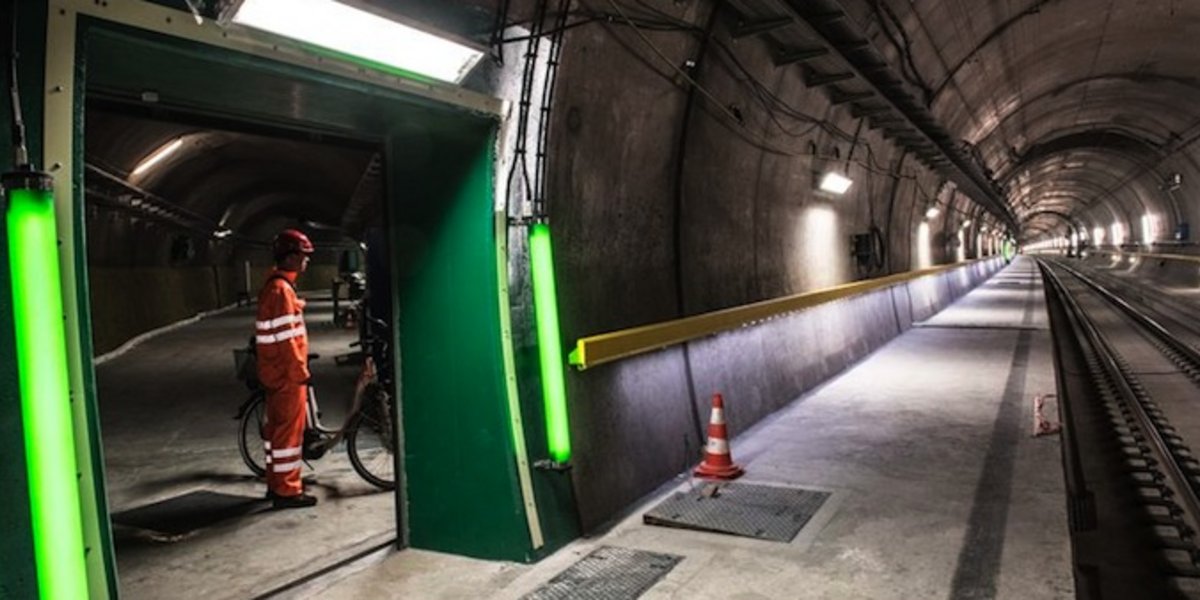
<box><xmin>1038</xmin><ymin>257</ymin><xmax>1200</xmax><ymax>599</ymax></box>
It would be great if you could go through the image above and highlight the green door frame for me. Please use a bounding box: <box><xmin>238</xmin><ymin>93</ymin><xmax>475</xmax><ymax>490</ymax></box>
<box><xmin>35</xmin><ymin>1</ymin><xmax>555</xmax><ymax>596</ymax></box>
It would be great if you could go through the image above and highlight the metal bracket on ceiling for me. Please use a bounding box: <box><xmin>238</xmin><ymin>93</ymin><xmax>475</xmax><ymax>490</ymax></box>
<box><xmin>804</xmin><ymin>71</ymin><xmax>855</xmax><ymax>87</ymax></box>
<box><xmin>830</xmin><ymin>91</ymin><xmax>873</xmax><ymax>106</ymax></box>
<box><xmin>773</xmin><ymin>47</ymin><xmax>829</xmax><ymax>66</ymax></box>
<box><xmin>733</xmin><ymin>17</ymin><xmax>794</xmax><ymax>39</ymax></box>
<box><xmin>723</xmin><ymin>0</ymin><xmax>1017</xmax><ymax>231</ymax></box>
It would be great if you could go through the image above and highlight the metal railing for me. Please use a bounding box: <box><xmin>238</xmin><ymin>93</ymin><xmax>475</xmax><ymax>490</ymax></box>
<box><xmin>569</xmin><ymin>257</ymin><xmax>1000</xmax><ymax>370</ymax></box>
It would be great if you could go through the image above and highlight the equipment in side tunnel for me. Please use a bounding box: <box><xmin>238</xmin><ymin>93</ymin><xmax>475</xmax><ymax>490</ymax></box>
<box><xmin>851</xmin><ymin>225</ymin><xmax>886</xmax><ymax>277</ymax></box>
<box><xmin>1176</xmin><ymin>222</ymin><xmax>1190</xmax><ymax>242</ymax></box>
<box><xmin>332</xmin><ymin>247</ymin><xmax>366</xmax><ymax>329</ymax></box>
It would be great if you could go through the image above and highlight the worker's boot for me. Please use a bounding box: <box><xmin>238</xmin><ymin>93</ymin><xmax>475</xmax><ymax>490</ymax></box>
<box><xmin>271</xmin><ymin>493</ymin><xmax>318</xmax><ymax>510</ymax></box>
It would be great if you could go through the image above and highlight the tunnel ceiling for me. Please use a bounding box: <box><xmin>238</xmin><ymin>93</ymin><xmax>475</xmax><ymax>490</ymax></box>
<box><xmin>146</xmin><ymin>0</ymin><xmax>1199</xmax><ymax>244</ymax></box>
<box><xmin>84</xmin><ymin>108</ymin><xmax>379</xmax><ymax>243</ymax></box>
<box><xmin>835</xmin><ymin>0</ymin><xmax>1200</xmax><ymax>242</ymax></box>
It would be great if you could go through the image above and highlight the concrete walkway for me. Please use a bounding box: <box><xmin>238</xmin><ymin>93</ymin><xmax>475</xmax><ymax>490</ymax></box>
<box><xmin>96</xmin><ymin>296</ymin><xmax>395</xmax><ymax>600</ymax></box>
<box><xmin>301</xmin><ymin>257</ymin><xmax>1073</xmax><ymax>599</ymax></box>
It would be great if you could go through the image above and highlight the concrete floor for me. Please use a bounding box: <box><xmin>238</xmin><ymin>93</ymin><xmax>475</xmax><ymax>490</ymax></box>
<box><xmin>95</xmin><ymin>295</ymin><xmax>395</xmax><ymax>599</ymax></box>
<box><xmin>297</xmin><ymin>257</ymin><xmax>1073</xmax><ymax>599</ymax></box>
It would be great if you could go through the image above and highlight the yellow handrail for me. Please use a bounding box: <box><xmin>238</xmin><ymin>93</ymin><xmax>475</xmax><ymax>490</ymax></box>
<box><xmin>569</xmin><ymin>257</ymin><xmax>1000</xmax><ymax>370</ymax></box>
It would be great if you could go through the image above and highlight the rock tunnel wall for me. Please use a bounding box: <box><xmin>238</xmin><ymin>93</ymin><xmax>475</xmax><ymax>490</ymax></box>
<box><xmin>87</xmin><ymin>248</ymin><xmax>338</xmax><ymax>356</ymax></box>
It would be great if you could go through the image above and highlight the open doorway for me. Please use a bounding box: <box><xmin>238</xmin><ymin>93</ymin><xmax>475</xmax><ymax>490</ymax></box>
<box><xmin>42</xmin><ymin>7</ymin><xmax>553</xmax><ymax>594</ymax></box>
<box><xmin>84</xmin><ymin>104</ymin><xmax>398</xmax><ymax>597</ymax></box>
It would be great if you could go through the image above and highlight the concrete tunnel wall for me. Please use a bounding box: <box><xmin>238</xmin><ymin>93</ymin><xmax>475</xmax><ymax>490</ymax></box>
<box><xmin>535</xmin><ymin>3</ymin><xmax>1008</xmax><ymax>530</ymax></box>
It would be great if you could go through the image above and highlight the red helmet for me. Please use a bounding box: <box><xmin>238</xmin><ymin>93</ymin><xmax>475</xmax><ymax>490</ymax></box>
<box><xmin>272</xmin><ymin>229</ymin><xmax>314</xmax><ymax>260</ymax></box>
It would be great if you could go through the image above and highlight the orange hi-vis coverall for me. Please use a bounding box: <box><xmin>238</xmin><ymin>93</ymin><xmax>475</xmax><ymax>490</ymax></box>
<box><xmin>255</xmin><ymin>269</ymin><xmax>310</xmax><ymax>497</ymax></box>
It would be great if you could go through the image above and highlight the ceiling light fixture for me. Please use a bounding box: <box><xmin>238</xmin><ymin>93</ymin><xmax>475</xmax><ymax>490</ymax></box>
<box><xmin>225</xmin><ymin>0</ymin><xmax>484</xmax><ymax>83</ymax></box>
<box><xmin>818</xmin><ymin>171</ymin><xmax>853</xmax><ymax>195</ymax></box>
<box><xmin>130</xmin><ymin>138</ymin><xmax>183</xmax><ymax>177</ymax></box>
<box><xmin>925</xmin><ymin>205</ymin><xmax>940</xmax><ymax>219</ymax></box>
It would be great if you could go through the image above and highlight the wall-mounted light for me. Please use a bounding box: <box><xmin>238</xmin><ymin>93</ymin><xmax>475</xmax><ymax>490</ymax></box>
<box><xmin>818</xmin><ymin>171</ymin><xmax>853</xmax><ymax>195</ymax></box>
<box><xmin>1141</xmin><ymin>213</ymin><xmax>1158</xmax><ymax>245</ymax></box>
<box><xmin>924</xmin><ymin>205</ymin><xmax>940</xmax><ymax>219</ymax></box>
<box><xmin>529</xmin><ymin>223</ymin><xmax>570</xmax><ymax>464</ymax></box>
<box><xmin>130</xmin><ymin>138</ymin><xmax>183</xmax><ymax>178</ymax></box>
<box><xmin>212</xmin><ymin>228</ymin><xmax>233</xmax><ymax>240</ymax></box>
<box><xmin>961</xmin><ymin>219</ymin><xmax>971</xmax><ymax>229</ymax></box>
<box><xmin>224</xmin><ymin>0</ymin><xmax>484</xmax><ymax>83</ymax></box>
<box><xmin>4</xmin><ymin>171</ymin><xmax>90</xmax><ymax>599</ymax></box>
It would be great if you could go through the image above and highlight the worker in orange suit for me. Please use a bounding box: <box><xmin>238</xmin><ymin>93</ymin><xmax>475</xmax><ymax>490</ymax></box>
<box><xmin>256</xmin><ymin>229</ymin><xmax>318</xmax><ymax>509</ymax></box>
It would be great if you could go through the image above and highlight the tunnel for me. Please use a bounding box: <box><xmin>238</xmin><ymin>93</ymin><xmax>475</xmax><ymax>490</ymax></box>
<box><xmin>2</xmin><ymin>0</ymin><xmax>1200</xmax><ymax>598</ymax></box>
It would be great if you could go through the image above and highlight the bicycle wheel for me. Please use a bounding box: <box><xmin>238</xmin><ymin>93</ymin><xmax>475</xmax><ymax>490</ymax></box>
<box><xmin>238</xmin><ymin>393</ymin><xmax>268</xmax><ymax>477</ymax></box>
<box><xmin>347</xmin><ymin>385</ymin><xmax>396</xmax><ymax>490</ymax></box>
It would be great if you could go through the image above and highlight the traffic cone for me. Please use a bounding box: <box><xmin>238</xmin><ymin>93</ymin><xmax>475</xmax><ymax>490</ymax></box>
<box><xmin>694</xmin><ymin>393</ymin><xmax>744</xmax><ymax>480</ymax></box>
<box><xmin>1032</xmin><ymin>394</ymin><xmax>1061</xmax><ymax>437</ymax></box>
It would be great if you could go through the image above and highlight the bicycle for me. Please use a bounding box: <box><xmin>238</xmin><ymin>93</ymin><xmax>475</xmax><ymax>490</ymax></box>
<box><xmin>232</xmin><ymin>324</ymin><xmax>396</xmax><ymax>490</ymax></box>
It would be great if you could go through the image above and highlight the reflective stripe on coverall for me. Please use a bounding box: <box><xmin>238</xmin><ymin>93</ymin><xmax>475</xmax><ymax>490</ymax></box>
<box><xmin>256</xmin><ymin>269</ymin><xmax>310</xmax><ymax>497</ymax></box>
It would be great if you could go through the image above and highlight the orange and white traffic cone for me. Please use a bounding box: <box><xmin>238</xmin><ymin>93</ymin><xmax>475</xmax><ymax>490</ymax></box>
<box><xmin>1032</xmin><ymin>394</ymin><xmax>1062</xmax><ymax>437</ymax></box>
<box><xmin>694</xmin><ymin>393</ymin><xmax>744</xmax><ymax>480</ymax></box>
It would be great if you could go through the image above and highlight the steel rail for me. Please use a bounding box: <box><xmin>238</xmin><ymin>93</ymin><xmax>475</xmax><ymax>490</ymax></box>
<box><xmin>1033</xmin><ymin>261</ymin><xmax>1094</xmax><ymax>533</ymax></box>
<box><xmin>1053</xmin><ymin>260</ymin><xmax>1200</xmax><ymax>373</ymax></box>
<box><xmin>1041</xmin><ymin>261</ymin><xmax>1200</xmax><ymax>560</ymax></box>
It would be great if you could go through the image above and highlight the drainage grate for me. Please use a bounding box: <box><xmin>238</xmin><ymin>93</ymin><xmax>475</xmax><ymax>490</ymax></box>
<box><xmin>521</xmin><ymin>546</ymin><xmax>682</xmax><ymax>600</ymax></box>
<box><xmin>643</xmin><ymin>482</ymin><xmax>830</xmax><ymax>542</ymax></box>
<box><xmin>112</xmin><ymin>490</ymin><xmax>266</xmax><ymax>535</ymax></box>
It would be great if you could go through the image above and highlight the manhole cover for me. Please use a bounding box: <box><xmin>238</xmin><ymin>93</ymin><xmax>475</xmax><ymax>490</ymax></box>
<box><xmin>522</xmin><ymin>546</ymin><xmax>682</xmax><ymax>600</ymax></box>
<box><xmin>644</xmin><ymin>482</ymin><xmax>829</xmax><ymax>542</ymax></box>
<box><xmin>112</xmin><ymin>490</ymin><xmax>266</xmax><ymax>535</ymax></box>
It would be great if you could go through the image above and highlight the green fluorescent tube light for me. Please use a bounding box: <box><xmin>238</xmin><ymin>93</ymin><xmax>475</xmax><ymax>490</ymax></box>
<box><xmin>5</xmin><ymin>173</ymin><xmax>89</xmax><ymax>600</ymax></box>
<box><xmin>529</xmin><ymin>223</ymin><xmax>571</xmax><ymax>463</ymax></box>
<box><xmin>229</xmin><ymin>0</ymin><xmax>483</xmax><ymax>83</ymax></box>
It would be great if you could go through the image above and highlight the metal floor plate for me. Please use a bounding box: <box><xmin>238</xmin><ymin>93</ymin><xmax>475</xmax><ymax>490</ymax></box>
<box><xmin>643</xmin><ymin>482</ymin><xmax>830</xmax><ymax>542</ymax></box>
<box><xmin>522</xmin><ymin>546</ymin><xmax>682</xmax><ymax>600</ymax></box>
<box><xmin>112</xmin><ymin>490</ymin><xmax>266</xmax><ymax>535</ymax></box>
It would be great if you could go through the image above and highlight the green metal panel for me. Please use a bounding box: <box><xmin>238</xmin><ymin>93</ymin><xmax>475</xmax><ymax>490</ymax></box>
<box><xmin>71</xmin><ymin>51</ymin><xmax>122</xmax><ymax>599</ymax></box>
<box><xmin>393</xmin><ymin>138</ymin><xmax>534</xmax><ymax>560</ymax></box>
<box><xmin>1</xmin><ymin>19</ymin><xmax>590</xmax><ymax>596</ymax></box>
<box><xmin>0</xmin><ymin>3</ymin><xmax>48</xmax><ymax>598</ymax></box>
<box><xmin>73</xmin><ymin>17</ymin><xmax>579</xmax><ymax>565</ymax></box>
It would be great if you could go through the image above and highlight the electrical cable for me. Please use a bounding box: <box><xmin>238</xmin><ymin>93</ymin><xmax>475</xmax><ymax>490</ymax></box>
<box><xmin>872</xmin><ymin>0</ymin><xmax>934</xmax><ymax>107</ymax></box>
<box><xmin>489</xmin><ymin>0</ymin><xmax>513</xmax><ymax>64</ymax></box>
<box><xmin>504</xmin><ymin>0</ymin><xmax>549</xmax><ymax>219</ymax></box>
<box><xmin>9</xmin><ymin>0</ymin><xmax>29</xmax><ymax>169</ymax></box>
<box><xmin>532</xmin><ymin>0</ymin><xmax>571</xmax><ymax>219</ymax></box>
<box><xmin>668</xmin><ymin>0</ymin><xmax>722</xmax><ymax>457</ymax></box>
<box><xmin>519</xmin><ymin>0</ymin><xmax>948</xmax><ymax>207</ymax></box>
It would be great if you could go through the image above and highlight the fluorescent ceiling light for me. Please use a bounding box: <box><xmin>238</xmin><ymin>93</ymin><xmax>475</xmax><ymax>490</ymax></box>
<box><xmin>818</xmin><ymin>171</ymin><xmax>853</xmax><ymax>195</ymax></box>
<box><xmin>131</xmin><ymin>138</ymin><xmax>183</xmax><ymax>177</ymax></box>
<box><xmin>231</xmin><ymin>0</ymin><xmax>483</xmax><ymax>83</ymax></box>
<box><xmin>925</xmin><ymin>206</ymin><xmax>940</xmax><ymax>219</ymax></box>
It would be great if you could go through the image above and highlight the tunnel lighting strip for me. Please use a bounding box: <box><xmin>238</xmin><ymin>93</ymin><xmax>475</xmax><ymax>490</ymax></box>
<box><xmin>5</xmin><ymin>175</ymin><xmax>90</xmax><ymax>600</ymax></box>
<box><xmin>529</xmin><ymin>223</ymin><xmax>571</xmax><ymax>463</ymax></box>
<box><xmin>228</xmin><ymin>0</ymin><xmax>483</xmax><ymax>83</ymax></box>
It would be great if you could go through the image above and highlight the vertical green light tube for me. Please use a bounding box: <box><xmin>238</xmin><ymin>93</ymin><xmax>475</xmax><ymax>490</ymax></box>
<box><xmin>1003</xmin><ymin>239</ymin><xmax>1017</xmax><ymax>262</ymax></box>
<box><xmin>529</xmin><ymin>223</ymin><xmax>570</xmax><ymax>463</ymax></box>
<box><xmin>5</xmin><ymin>173</ymin><xmax>89</xmax><ymax>600</ymax></box>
